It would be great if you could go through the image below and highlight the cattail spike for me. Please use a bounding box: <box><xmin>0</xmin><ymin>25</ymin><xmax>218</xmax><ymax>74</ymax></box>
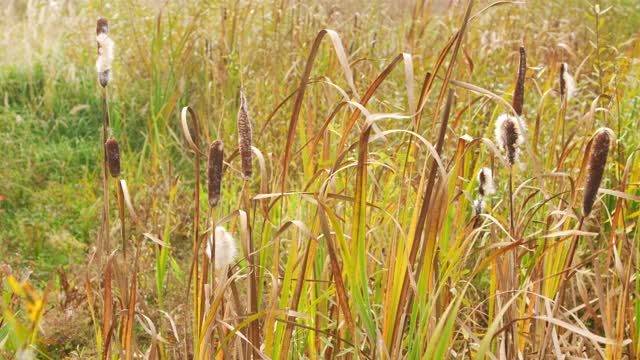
<box><xmin>582</xmin><ymin>130</ymin><xmax>610</xmax><ymax>216</ymax></box>
<box><xmin>495</xmin><ymin>114</ymin><xmax>525</xmax><ymax>166</ymax></box>
<box><xmin>105</xmin><ymin>138</ymin><xmax>121</xmax><ymax>178</ymax></box>
<box><xmin>207</xmin><ymin>140</ymin><xmax>224</xmax><ymax>207</ymax></box>
<box><xmin>512</xmin><ymin>46</ymin><xmax>526</xmax><ymax>116</ymax></box>
<box><xmin>237</xmin><ymin>90</ymin><xmax>253</xmax><ymax>180</ymax></box>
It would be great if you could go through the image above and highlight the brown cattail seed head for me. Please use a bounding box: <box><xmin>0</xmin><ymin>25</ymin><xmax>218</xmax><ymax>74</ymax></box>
<box><xmin>512</xmin><ymin>46</ymin><xmax>526</xmax><ymax>116</ymax></box>
<box><xmin>105</xmin><ymin>138</ymin><xmax>121</xmax><ymax>178</ymax></box>
<box><xmin>96</xmin><ymin>18</ymin><xmax>108</xmax><ymax>35</ymax></box>
<box><xmin>207</xmin><ymin>140</ymin><xmax>224</xmax><ymax>207</ymax></box>
<box><xmin>495</xmin><ymin>114</ymin><xmax>525</xmax><ymax>166</ymax></box>
<box><xmin>582</xmin><ymin>130</ymin><xmax>610</xmax><ymax>217</ymax></box>
<box><xmin>237</xmin><ymin>90</ymin><xmax>253</xmax><ymax>180</ymax></box>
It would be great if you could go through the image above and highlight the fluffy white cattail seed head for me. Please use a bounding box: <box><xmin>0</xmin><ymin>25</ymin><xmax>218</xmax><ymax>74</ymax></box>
<box><xmin>477</xmin><ymin>167</ymin><xmax>496</xmax><ymax>197</ymax></box>
<box><xmin>96</xmin><ymin>18</ymin><xmax>114</xmax><ymax>87</ymax></box>
<box><xmin>96</xmin><ymin>33</ymin><xmax>114</xmax><ymax>72</ymax></box>
<box><xmin>560</xmin><ymin>63</ymin><xmax>576</xmax><ymax>101</ymax></box>
<box><xmin>206</xmin><ymin>226</ymin><xmax>237</xmax><ymax>270</ymax></box>
<box><xmin>495</xmin><ymin>114</ymin><xmax>525</xmax><ymax>166</ymax></box>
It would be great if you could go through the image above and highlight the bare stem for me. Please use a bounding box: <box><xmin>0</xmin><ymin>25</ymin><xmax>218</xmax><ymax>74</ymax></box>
<box><xmin>509</xmin><ymin>169</ymin><xmax>515</xmax><ymax>236</ymax></box>
<box><xmin>242</xmin><ymin>180</ymin><xmax>259</xmax><ymax>359</ymax></box>
<box><xmin>507</xmin><ymin>167</ymin><xmax>516</xmax><ymax>358</ymax></box>
<box><xmin>101</xmin><ymin>86</ymin><xmax>110</xmax><ymax>259</ymax></box>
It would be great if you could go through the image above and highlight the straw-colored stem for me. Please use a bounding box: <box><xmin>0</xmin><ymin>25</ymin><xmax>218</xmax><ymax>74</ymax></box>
<box><xmin>101</xmin><ymin>86</ymin><xmax>110</xmax><ymax>258</ymax></box>
<box><xmin>508</xmin><ymin>168</ymin><xmax>517</xmax><ymax>358</ymax></box>
<box><xmin>192</xmin><ymin>114</ymin><xmax>202</xmax><ymax>354</ymax></box>
<box><xmin>560</xmin><ymin>96</ymin><xmax>567</xmax><ymax>156</ymax></box>
<box><xmin>509</xmin><ymin>169</ymin><xmax>515</xmax><ymax>236</ymax></box>
<box><xmin>242</xmin><ymin>180</ymin><xmax>259</xmax><ymax>359</ymax></box>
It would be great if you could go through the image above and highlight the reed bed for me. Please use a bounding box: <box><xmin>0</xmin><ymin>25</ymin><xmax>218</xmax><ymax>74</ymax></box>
<box><xmin>1</xmin><ymin>0</ymin><xmax>639</xmax><ymax>359</ymax></box>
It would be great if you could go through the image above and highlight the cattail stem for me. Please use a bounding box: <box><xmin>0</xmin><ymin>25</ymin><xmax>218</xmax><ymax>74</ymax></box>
<box><xmin>198</xmin><ymin>229</ymin><xmax>209</xmax><ymax>347</ymax></box>
<box><xmin>180</xmin><ymin>106</ymin><xmax>203</xmax><ymax>355</ymax></box>
<box><xmin>101</xmin><ymin>86</ymin><xmax>110</xmax><ymax>259</ymax></box>
<box><xmin>241</xmin><ymin>180</ymin><xmax>259</xmax><ymax>359</ymax></box>
<box><xmin>117</xmin><ymin>181</ymin><xmax>126</xmax><ymax>259</ymax></box>
<box><xmin>508</xmin><ymin>169</ymin><xmax>515</xmax><ymax>236</ymax></box>
<box><xmin>193</xmin><ymin>122</ymin><xmax>202</xmax><ymax>353</ymax></box>
<box><xmin>209</xmin><ymin>209</ymin><xmax>216</xmax><ymax>290</ymax></box>
<box><xmin>508</xmin><ymin>168</ymin><xmax>516</xmax><ymax>358</ymax></box>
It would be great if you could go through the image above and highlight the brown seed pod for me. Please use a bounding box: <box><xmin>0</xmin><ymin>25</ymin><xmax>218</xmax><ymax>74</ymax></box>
<box><xmin>97</xmin><ymin>18</ymin><xmax>109</xmax><ymax>35</ymax></box>
<box><xmin>582</xmin><ymin>130</ymin><xmax>610</xmax><ymax>217</ymax></box>
<box><xmin>237</xmin><ymin>90</ymin><xmax>253</xmax><ymax>180</ymax></box>
<box><xmin>559</xmin><ymin>63</ymin><xmax>567</xmax><ymax>98</ymax></box>
<box><xmin>207</xmin><ymin>140</ymin><xmax>224</xmax><ymax>207</ymax></box>
<box><xmin>105</xmin><ymin>138</ymin><xmax>121</xmax><ymax>178</ymax></box>
<box><xmin>512</xmin><ymin>46</ymin><xmax>526</xmax><ymax>116</ymax></box>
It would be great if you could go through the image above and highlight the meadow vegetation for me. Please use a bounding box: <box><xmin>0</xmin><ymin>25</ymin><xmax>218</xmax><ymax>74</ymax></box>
<box><xmin>1</xmin><ymin>0</ymin><xmax>640</xmax><ymax>358</ymax></box>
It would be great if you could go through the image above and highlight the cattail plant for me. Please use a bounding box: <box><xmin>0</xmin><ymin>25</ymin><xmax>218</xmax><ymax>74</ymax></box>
<box><xmin>237</xmin><ymin>89</ymin><xmax>258</xmax><ymax>357</ymax></box>
<box><xmin>492</xmin><ymin>46</ymin><xmax>526</xmax><ymax>358</ymax></box>
<box><xmin>237</xmin><ymin>90</ymin><xmax>253</xmax><ymax>180</ymax></box>
<box><xmin>105</xmin><ymin>138</ymin><xmax>121</xmax><ymax>178</ymax></box>
<box><xmin>495</xmin><ymin>112</ymin><xmax>525</xmax><ymax>237</ymax></box>
<box><xmin>540</xmin><ymin>128</ymin><xmax>612</xmax><ymax>355</ymax></box>
<box><xmin>96</xmin><ymin>17</ymin><xmax>115</xmax><ymax>257</ymax></box>
<box><xmin>96</xmin><ymin>17</ymin><xmax>116</xmax><ymax>360</ymax></box>
<box><xmin>207</xmin><ymin>140</ymin><xmax>224</xmax><ymax>207</ymax></box>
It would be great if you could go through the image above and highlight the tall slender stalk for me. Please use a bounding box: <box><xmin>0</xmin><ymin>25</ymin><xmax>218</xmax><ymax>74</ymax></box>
<box><xmin>101</xmin><ymin>87</ymin><xmax>110</xmax><ymax>258</ymax></box>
